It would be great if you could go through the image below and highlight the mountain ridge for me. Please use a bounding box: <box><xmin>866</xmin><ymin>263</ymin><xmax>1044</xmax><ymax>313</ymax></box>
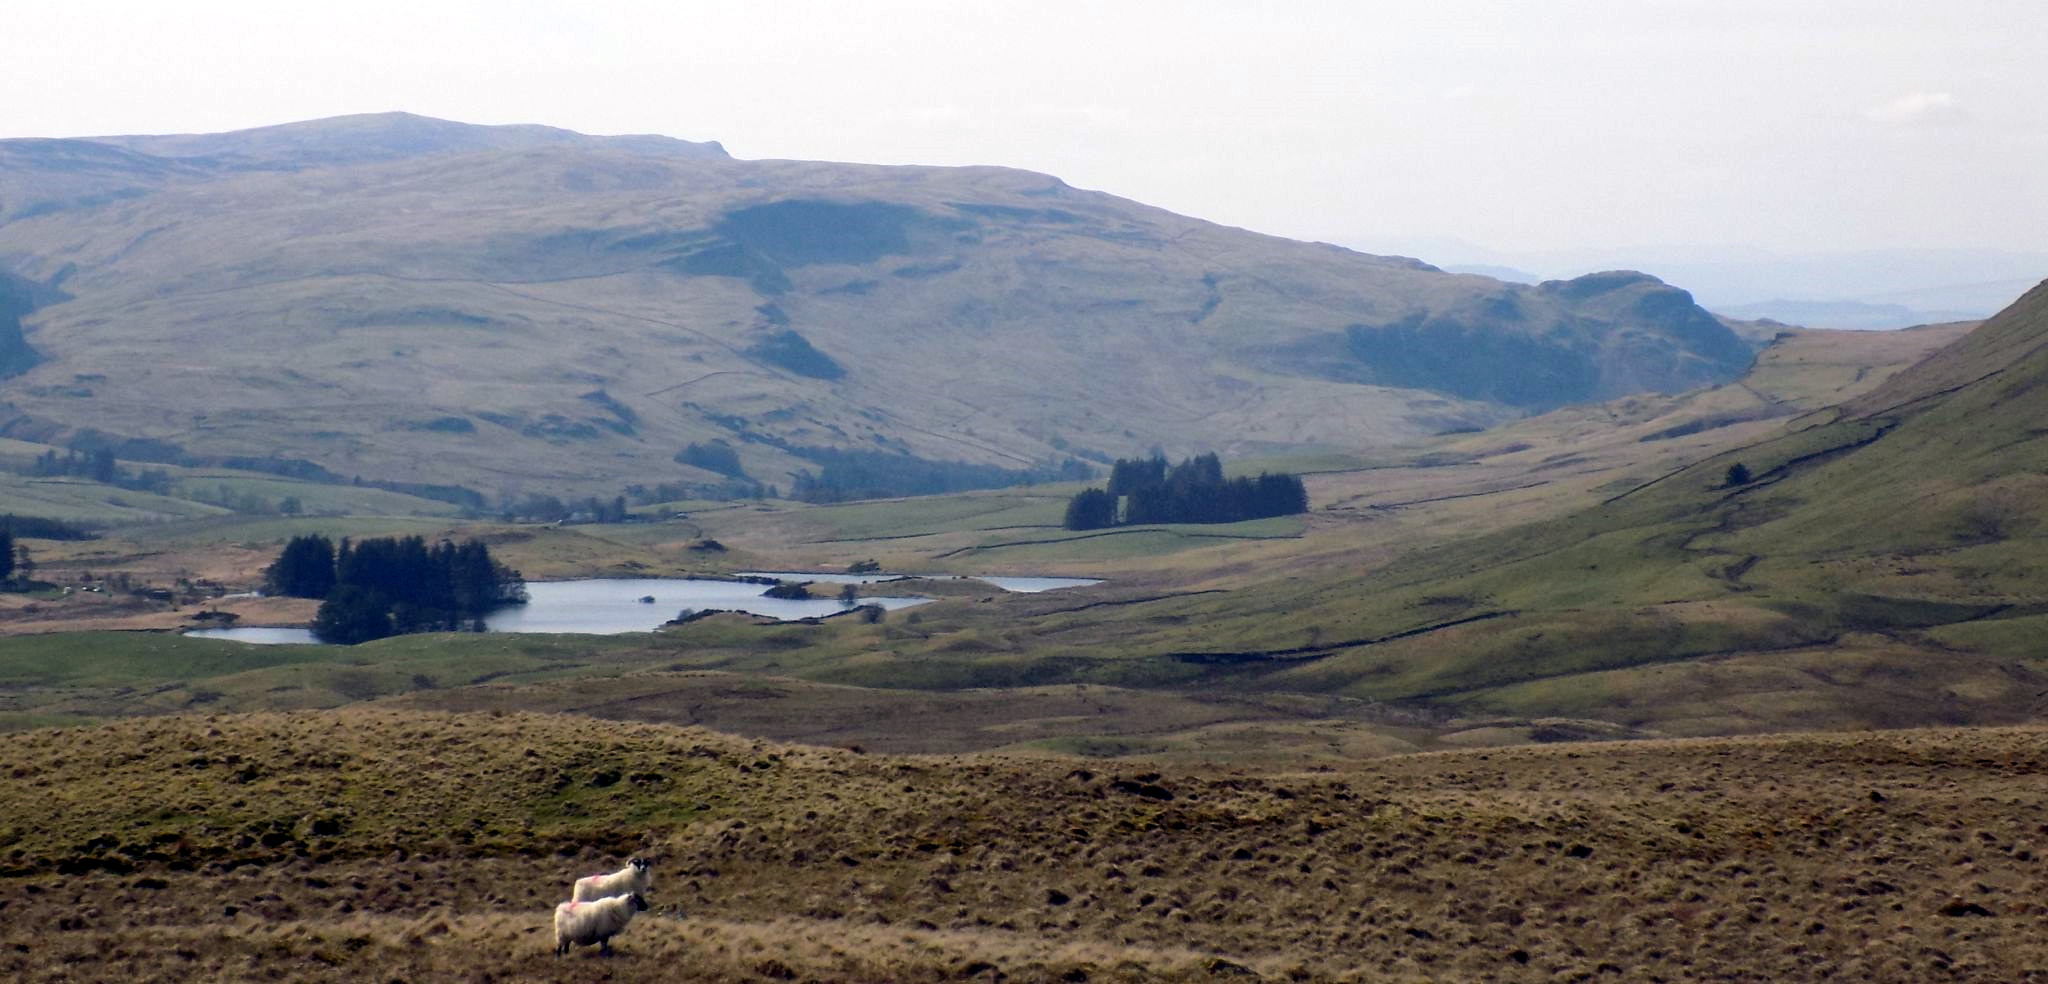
<box><xmin>0</xmin><ymin>114</ymin><xmax>1755</xmax><ymax>498</ymax></box>
<box><xmin>85</xmin><ymin>110</ymin><xmax>731</xmax><ymax>168</ymax></box>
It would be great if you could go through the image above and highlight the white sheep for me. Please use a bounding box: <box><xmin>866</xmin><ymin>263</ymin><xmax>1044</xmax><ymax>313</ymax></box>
<box><xmin>571</xmin><ymin>857</ymin><xmax>652</xmax><ymax>902</ymax></box>
<box><xmin>553</xmin><ymin>892</ymin><xmax>648</xmax><ymax>956</ymax></box>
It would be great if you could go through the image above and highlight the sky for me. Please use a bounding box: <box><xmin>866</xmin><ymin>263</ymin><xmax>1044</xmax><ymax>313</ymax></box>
<box><xmin>5</xmin><ymin>1</ymin><xmax>2045</xmax><ymax>269</ymax></box>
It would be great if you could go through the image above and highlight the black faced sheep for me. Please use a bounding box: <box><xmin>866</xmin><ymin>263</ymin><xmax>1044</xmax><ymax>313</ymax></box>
<box><xmin>572</xmin><ymin>857</ymin><xmax>652</xmax><ymax>902</ymax></box>
<box><xmin>553</xmin><ymin>892</ymin><xmax>648</xmax><ymax>956</ymax></box>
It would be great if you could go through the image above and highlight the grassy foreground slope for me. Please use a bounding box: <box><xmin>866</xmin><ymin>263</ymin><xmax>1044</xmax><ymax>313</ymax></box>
<box><xmin>2</xmin><ymin>709</ymin><xmax>2044</xmax><ymax>982</ymax></box>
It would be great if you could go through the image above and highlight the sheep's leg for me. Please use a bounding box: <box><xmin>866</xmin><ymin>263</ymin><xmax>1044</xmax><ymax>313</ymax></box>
<box><xmin>600</xmin><ymin>938</ymin><xmax>612</xmax><ymax>957</ymax></box>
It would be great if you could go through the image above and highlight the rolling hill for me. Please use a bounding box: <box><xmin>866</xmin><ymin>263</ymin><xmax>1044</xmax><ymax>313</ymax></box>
<box><xmin>0</xmin><ymin>113</ymin><xmax>1755</xmax><ymax>501</ymax></box>
<box><xmin>846</xmin><ymin>278</ymin><xmax>2048</xmax><ymax>735</ymax></box>
<box><xmin>0</xmin><ymin>312</ymin><xmax>2006</xmax><ymax>746</ymax></box>
<box><xmin>547</xmin><ymin>283</ymin><xmax>2043</xmax><ymax>741</ymax></box>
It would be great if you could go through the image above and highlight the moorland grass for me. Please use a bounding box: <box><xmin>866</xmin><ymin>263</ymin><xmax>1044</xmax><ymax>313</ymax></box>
<box><xmin>2</xmin><ymin>709</ymin><xmax>2045</xmax><ymax>981</ymax></box>
<box><xmin>0</xmin><ymin>631</ymin><xmax>660</xmax><ymax>729</ymax></box>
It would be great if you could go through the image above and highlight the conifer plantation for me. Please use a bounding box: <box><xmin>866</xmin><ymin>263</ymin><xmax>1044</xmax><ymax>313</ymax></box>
<box><xmin>264</xmin><ymin>535</ymin><xmax>526</xmax><ymax>644</ymax></box>
<box><xmin>1064</xmin><ymin>453</ymin><xmax>1308</xmax><ymax>530</ymax></box>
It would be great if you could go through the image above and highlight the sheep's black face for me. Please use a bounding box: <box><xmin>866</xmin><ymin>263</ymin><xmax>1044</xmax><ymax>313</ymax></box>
<box><xmin>630</xmin><ymin>857</ymin><xmax>648</xmax><ymax>871</ymax></box>
<box><xmin>629</xmin><ymin>893</ymin><xmax>648</xmax><ymax>911</ymax></box>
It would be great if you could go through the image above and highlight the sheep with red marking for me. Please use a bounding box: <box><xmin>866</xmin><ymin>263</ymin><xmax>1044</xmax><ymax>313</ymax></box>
<box><xmin>553</xmin><ymin>892</ymin><xmax>648</xmax><ymax>956</ymax></box>
<box><xmin>571</xmin><ymin>857</ymin><xmax>652</xmax><ymax>902</ymax></box>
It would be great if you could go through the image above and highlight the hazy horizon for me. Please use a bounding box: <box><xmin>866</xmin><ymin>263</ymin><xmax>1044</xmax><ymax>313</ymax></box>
<box><xmin>6</xmin><ymin>1</ymin><xmax>2043</xmax><ymax>266</ymax></box>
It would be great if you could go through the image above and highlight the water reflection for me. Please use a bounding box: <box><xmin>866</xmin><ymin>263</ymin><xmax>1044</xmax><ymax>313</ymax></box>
<box><xmin>738</xmin><ymin>572</ymin><xmax>1102</xmax><ymax>592</ymax></box>
<box><xmin>483</xmin><ymin>578</ymin><xmax>928</xmax><ymax>634</ymax></box>
<box><xmin>186</xmin><ymin>571</ymin><xmax>1100</xmax><ymax>645</ymax></box>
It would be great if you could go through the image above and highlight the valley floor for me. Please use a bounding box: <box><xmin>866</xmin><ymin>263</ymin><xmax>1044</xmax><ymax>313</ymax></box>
<box><xmin>2</xmin><ymin>710</ymin><xmax>2043</xmax><ymax>982</ymax></box>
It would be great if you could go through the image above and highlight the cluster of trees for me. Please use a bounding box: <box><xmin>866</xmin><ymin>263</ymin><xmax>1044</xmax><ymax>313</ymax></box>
<box><xmin>265</xmin><ymin>534</ymin><xmax>526</xmax><ymax>644</ymax></box>
<box><xmin>668</xmin><ymin>441</ymin><xmax>774</xmax><ymax>500</ymax></box>
<box><xmin>11</xmin><ymin>447</ymin><xmax>489</xmax><ymax>516</ymax></box>
<box><xmin>629</xmin><ymin>478</ymin><xmax>775</xmax><ymax>505</ymax></box>
<box><xmin>676</xmin><ymin>440</ymin><xmax>747</xmax><ymax>478</ymax></box>
<box><xmin>32</xmin><ymin>448</ymin><xmax>118</xmax><ymax>483</ymax></box>
<box><xmin>23</xmin><ymin>448</ymin><xmax>173</xmax><ymax>494</ymax></box>
<box><xmin>746</xmin><ymin>329</ymin><xmax>845</xmax><ymax>380</ymax></box>
<box><xmin>342</xmin><ymin>475</ymin><xmax>485</xmax><ymax>511</ymax></box>
<box><xmin>0</xmin><ymin>514</ymin><xmax>93</xmax><ymax>541</ymax></box>
<box><xmin>493</xmin><ymin>478</ymin><xmax>783</xmax><ymax>522</ymax></box>
<box><xmin>1063</xmin><ymin>453</ymin><xmax>1309</xmax><ymax>530</ymax></box>
<box><xmin>496</xmin><ymin>493</ymin><xmax>633</xmax><ymax>524</ymax></box>
<box><xmin>191</xmin><ymin>483</ymin><xmax>303</xmax><ymax>516</ymax></box>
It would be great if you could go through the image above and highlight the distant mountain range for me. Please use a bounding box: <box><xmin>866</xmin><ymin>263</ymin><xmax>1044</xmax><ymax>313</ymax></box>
<box><xmin>1425</xmin><ymin>241</ymin><xmax>2048</xmax><ymax>330</ymax></box>
<box><xmin>1707</xmin><ymin>298</ymin><xmax>1980</xmax><ymax>332</ymax></box>
<box><xmin>0</xmin><ymin>113</ymin><xmax>1757</xmax><ymax>498</ymax></box>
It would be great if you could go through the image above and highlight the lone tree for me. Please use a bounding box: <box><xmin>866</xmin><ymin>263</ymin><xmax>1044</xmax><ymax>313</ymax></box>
<box><xmin>1724</xmin><ymin>463</ymin><xmax>1753</xmax><ymax>487</ymax></box>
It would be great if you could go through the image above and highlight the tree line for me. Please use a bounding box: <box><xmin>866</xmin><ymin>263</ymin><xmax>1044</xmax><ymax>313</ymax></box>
<box><xmin>1063</xmin><ymin>453</ymin><xmax>1308</xmax><ymax>530</ymax></box>
<box><xmin>264</xmin><ymin>534</ymin><xmax>527</xmax><ymax>644</ymax></box>
<box><xmin>24</xmin><ymin>448</ymin><xmax>173</xmax><ymax>494</ymax></box>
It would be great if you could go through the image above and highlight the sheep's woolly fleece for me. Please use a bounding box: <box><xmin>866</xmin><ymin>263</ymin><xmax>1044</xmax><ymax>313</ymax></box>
<box><xmin>555</xmin><ymin>893</ymin><xmax>647</xmax><ymax>955</ymax></box>
<box><xmin>572</xmin><ymin>858</ymin><xmax>651</xmax><ymax>902</ymax></box>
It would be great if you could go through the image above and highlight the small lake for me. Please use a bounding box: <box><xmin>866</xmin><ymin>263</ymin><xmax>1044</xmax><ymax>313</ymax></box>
<box><xmin>485</xmin><ymin>578</ymin><xmax>930</xmax><ymax>635</ymax></box>
<box><xmin>967</xmin><ymin>575</ymin><xmax>1103</xmax><ymax>593</ymax></box>
<box><xmin>187</xmin><ymin>626</ymin><xmax>322</xmax><ymax>645</ymax></box>
<box><xmin>183</xmin><ymin>572</ymin><xmax>1097</xmax><ymax>645</ymax></box>
<box><xmin>739</xmin><ymin>572</ymin><xmax>1102</xmax><ymax>593</ymax></box>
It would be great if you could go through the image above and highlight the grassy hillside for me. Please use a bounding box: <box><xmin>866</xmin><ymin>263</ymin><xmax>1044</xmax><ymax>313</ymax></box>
<box><xmin>1168</xmin><ymin>285</ymin><xmax>2048</xmax><ymax>728</ymax></box>
<box><xmin>0</xmin><ymin>320</ymin><xmax>1995</xmax><ymax>748</ymax></box>
<box><xmin>0</xmin><ymin>114</ymin><xmax>1755</xmax><ymax>500</ymax></box>
<box><xmin>1</xmin><ymin>709</ymin><xmax>2043</xmax><ymax>981</ymax></box>
<box><xmin>620</xmin><ymin>316</ymin><xmax>2033</xmax><ymax>738</ymax></box>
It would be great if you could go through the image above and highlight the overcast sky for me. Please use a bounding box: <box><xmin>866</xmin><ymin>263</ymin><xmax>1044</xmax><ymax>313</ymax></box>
<box><xmin>6</xmin><ymin>1</ymin><xmax>2043</xmax><ymax>260</ymax></box>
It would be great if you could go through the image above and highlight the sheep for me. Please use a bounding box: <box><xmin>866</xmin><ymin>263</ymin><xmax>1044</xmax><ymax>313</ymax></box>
<box><xmin>553</xmin><ymin>892</ymin><xmax>648</xmax><ymax>956</ymax></box>
<box><xmin>571</xmin><ymin>857</ymin><xmax>652</xmax><ymax>902</ymax></box>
